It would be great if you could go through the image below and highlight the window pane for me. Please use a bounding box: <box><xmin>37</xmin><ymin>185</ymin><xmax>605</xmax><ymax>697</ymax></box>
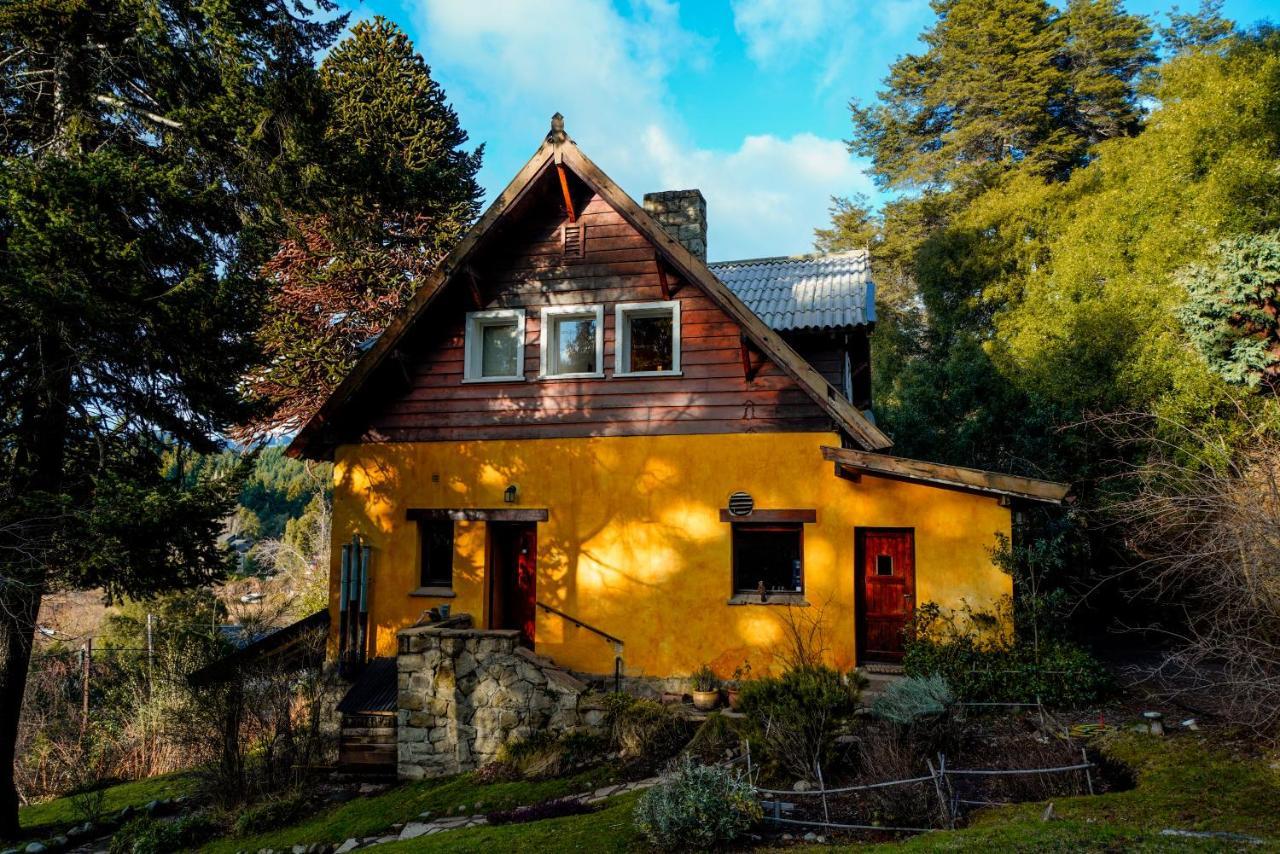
<box><xmin>555</xmin><ymin>316</ymin><xmax>597</xmax><ymax>374</ymax></box>
<box><xmin>876</xmin><ymin>554</ymin><xmax>893</xmax><ymax>576</ymax></box>
<box><xmin>733</xmin><ymin>525</ymin><xmax>803</xmax><ymax>593</ymax></box>
<box><xmin>421</xmin><ymin>521</ymin><xmax>454</xmax><ymax>587</ymax></box>
<box><xmin>629</xmin><ymin>313</ymin><xmax>673</xmax><ymax>372</ymax></box>
<box><xmin>481</xmin><ymin>322</ymin><xmax>518</xmax><ymax>377</ymax></box>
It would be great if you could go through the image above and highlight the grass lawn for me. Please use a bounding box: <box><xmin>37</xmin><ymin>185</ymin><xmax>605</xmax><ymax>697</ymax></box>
<box><xmin>844</xmin><ymin>733</ymin><xmax>1280</xmax><ymax>853</ymax></box>
<box><xmin>201</xmin><ymin>764</ymin><xmax>618</xmax><ymax>853</ymax></box>
<box><xmin>16</xmin><ymin>772</ymin><xmax>198</xmax><ymax>838</ymax></box>
<box><xmin>370</xmin><ymin>790</ymin><xmax>646</xmax><ymax>853</ymax></box>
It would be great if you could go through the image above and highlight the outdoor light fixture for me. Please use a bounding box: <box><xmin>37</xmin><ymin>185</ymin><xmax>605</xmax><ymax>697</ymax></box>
<box><xmin>504</xmin><ymin>484</ymin><xmax>519</xmax><ymax>504</ymax></box>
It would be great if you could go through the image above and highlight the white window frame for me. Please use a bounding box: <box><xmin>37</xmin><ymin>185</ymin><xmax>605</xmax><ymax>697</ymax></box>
<box><xmin>614</xmin><ymin>301</ymin><xmax>682</xmax><ymax>377</ymax></box>
<box><xmin>463</xmin><ymin>308</ymin><xmax>526</xmax><ymax>383</ymax></box>
<box><xmin>539</xmin><ymin>304</ymin><xmax>606</xmax><ymax>379</ymax></box>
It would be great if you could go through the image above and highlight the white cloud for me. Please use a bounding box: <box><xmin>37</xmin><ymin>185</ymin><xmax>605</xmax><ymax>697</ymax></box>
<box><xmin>410</xmin><ymin>0</ymin><xmax>874</xmax><ymax>260</ymax></box>
<box><xmin>730</xmin><ymin>0</ymin><xmax>847</xmax><ymax>66</ymax></box>
<box><xmin>643</xmin><ymin>127</ymin><xmax>875</xmax><ymax>260</ymax></box>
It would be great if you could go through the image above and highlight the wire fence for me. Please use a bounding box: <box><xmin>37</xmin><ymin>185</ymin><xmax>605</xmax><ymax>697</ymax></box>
<box><xmin>754</xmin><ymin>746</ymin><xmax>1096</xmax><ymax>835</ymax></box>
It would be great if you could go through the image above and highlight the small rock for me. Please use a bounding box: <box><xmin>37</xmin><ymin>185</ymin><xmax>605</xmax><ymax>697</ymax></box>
<box><xmin>22</xmin><ymin>843</ymin><xmax>47</xmax><ymax>854</ymax></box>
<box><xmin>781</xmin><ymin>834</ymin><xmax>793</xmax><ymax>841</ymax></box>
<box><xmin>1</xmin><ymin>847</ymin><xmax>18</xmax><ymax>854</ymax></box>
<box><xmin>1042</xmin><ymin>802</ymin><xmax>1056</xmax><ymax>822</ymax></box>
<box><xmin>335</xmin><ymin>840</ymin><xmax>360</xmax><ymax>854</ymax></box>
<box><xmin>418</xmin><ymin>810</ymin><xmax>432</xmax><ymax>819</ymax></box>
<box><xmin>291</xmin><ymin>846</ymin><xmax>308</xmax><ymax>854</ymax></box>
<box><xmin>144</xmin><ymin>800</ymin><xmax>160</xmax><ymax>815</ymax></box>
<box><xmin>117</xmin><ymin>806</ymin><xmax>134</xmax><ymax>821</ymax></box>
<box><xmin>792</xmin><ymin>780</ymin><xmax>811</xmax><ymax>792</ymax></box>
<box><xmin>398</xmin><ymin>823</ymin><xmax>432</xmax><ymax>841</ymax></box>
<box><xmin>803</xmin><ymin>831</ymin><xmax>818</xmax><ymax>841</ymax></box>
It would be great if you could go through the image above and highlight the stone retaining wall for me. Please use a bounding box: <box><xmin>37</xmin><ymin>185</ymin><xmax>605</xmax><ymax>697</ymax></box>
<box><xmin>396</xmin><ymin>615</ymin><xmax>605</xmax><ymax>779</ymax></box>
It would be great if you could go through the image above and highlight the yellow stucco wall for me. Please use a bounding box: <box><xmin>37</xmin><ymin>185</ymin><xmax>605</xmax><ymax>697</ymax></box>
<box><xmin>330</xmin><ymin>432</ymin><xmax>1012</xmax><ymax>678</ymax></box>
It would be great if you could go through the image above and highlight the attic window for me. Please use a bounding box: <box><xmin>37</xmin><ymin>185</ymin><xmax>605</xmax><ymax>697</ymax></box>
<box><xmin>615</xmin><ymin>302</ymin><xmax>681</xmax><ymax>376</ymax></box>
<box><xmin>540</xmin><ymin>305</ymin><xmax>604</xmax><ymax>378</ymax></box>
<box><xmin>463</xmin><ymin>309</ymin><xmax>526</xmax><ymax>382</ymax></box>
<box><xmin>562</xmin><ymin>224</ymin><xmax>585</xmax><ymax>258</ymax></box>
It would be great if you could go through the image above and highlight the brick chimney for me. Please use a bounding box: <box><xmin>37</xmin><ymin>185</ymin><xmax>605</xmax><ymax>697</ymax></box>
<box><xmin>643</xmin><ymin>189</ymin><xmax>707</xmax><ymax>262</ymax></box>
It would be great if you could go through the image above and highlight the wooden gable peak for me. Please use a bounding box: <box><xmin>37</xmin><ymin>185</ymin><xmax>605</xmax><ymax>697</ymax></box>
<box><xmin>288</xmin><ymin>115</ymin><xmax>892</xmax><ymax>459</ymax></box>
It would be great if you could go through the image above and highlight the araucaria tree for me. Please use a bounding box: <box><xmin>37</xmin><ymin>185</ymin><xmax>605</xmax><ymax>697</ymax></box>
<box><xmin>0</xmin><ymin>0</ymin><xmax>342</xmax><ymax>835</ymax></box>
<box><xmin>243</xmin><ymin>17</ymin><xmax>483</xmax><ymax>438</ymax></box>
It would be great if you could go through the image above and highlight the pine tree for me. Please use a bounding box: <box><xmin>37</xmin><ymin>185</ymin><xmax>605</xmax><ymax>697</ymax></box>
<box><xmin>242</xmin><ymin>18</ymin><xmax>483</xmax><ymax>438</ymax></box>
<box><xmin>0</xmin><ymin>0</ymin><xmax>341</xmax><ymax>834</ymax></box>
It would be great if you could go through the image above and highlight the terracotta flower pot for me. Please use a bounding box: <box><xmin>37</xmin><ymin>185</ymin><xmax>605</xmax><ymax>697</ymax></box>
<box><xmin>692</xmin><ymin>690</ymin><xmax>720</xmax><ymax>711</ymax></box>
<box><xmin>726</xmin><ymin>688</ymin><xmax>742</xmax><ymax>710</ymax></box>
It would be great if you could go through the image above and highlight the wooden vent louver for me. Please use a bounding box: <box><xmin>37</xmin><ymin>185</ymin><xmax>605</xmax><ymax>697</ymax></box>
<box><xmin>562</xmin><ymin>224</ymin><xmax>584</xmax><ymax>258</ymax></box>
<box><xmin>728</xmin><ymin>492</ymin><xmax>754</xmax><ymax>516</ymax></box>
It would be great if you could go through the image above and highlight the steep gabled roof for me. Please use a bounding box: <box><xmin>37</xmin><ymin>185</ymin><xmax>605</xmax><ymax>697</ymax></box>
<box><xmin>711</xmin><ymin>250</ymin><xmax>875</xmax><ymax>332</ymax></box>
<box><xmin>288</xmin><ymin>117</ymin><xmax>892</xmax><ymax>459</ymax></box>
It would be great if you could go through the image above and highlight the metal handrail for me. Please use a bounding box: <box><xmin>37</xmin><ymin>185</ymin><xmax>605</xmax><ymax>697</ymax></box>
<box><xmin>534</xmin><ymin>600</ymin><xmax>624</xmax><ymax>647</ymax></box>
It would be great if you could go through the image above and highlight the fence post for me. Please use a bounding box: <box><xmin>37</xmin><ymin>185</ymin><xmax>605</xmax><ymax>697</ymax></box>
<box><xmin>80</xmin><ymin>638</ymin><xmax>91</xmax><ymax>735</ymax></box>
<box><xmin>815</xmin><ymin>761</ymin><xmax>831</xmax><ymax>826</ymax></box>
<box><xmin>927</xmin><ymin>757</ymin><xmax>951</xmax><ymax>829</ymax></box>
<box><xmin>1081</xmin><ymin>746</ymin><xmax>1095</xmax><ymax>796</ymax></box>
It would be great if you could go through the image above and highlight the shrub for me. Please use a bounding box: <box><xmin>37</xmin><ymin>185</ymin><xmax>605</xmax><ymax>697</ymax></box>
<box><xmin>603</xmin><ymin>694</ymin><xmax>689</xmax><ymax>764</ymax></box>
<box><xmin>871</xmin><ymin>674</ymin><xmax>954</xmax><ymax>725</ymax></box>
<box><xmin>738</xmin><ymin>666</ymin><xmax>859</xmax><ymax>782</ymax></box>
<box><xmin>854</xmin><ymin>724</ymin><xmax>944</xmax><ymax>829</ymax></box>
<box><xmin>108</xmin><ymin>812</ymin><xmax>219</xmax><ymax>854</ymax></box>
<box><xmin>231</xmin><ymin>790</ymin><xmax>310</xmax><ymax>836</ymax></box>
<box><xmin>903</xmin><ymin>601</ymin><xmax>1111</xmax><ymax>706</ymax></box>
<box><xmin>496</xmin><ymin>730</ymin><xmax>608</xmax><ymax>780</ymax></box>
<box><xmin>685</xmin><ymin>711</ymin><xmax>752</xmax><ymax>763</ymax></box>
<box><xmin>691</xmin><ymin>665</ymin><xmax>719</xmax><ymax>692</ymax></box>
<box><xmin>633</xmin><ymin>756</ymin><xmax>761</xmax><ymax>849</ymax></box>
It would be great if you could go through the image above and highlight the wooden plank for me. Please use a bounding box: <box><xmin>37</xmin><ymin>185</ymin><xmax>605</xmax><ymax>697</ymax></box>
<box><xmin>556</xmin><ymin>162</ymin><xmax>576</xmax><ymax>223</ymax></box>
<box><xmin>406</xmin><ymin>508</ymin><xmax>550</xmax><ymax>522</ymax></box>
<box><xmin>821</xmin><ymin>446</ymin><xmax>1070</xmax><ymax>504</ymax></box>
<box><xmin>718</xmin><ymin>509</ymin><xmax>817</xmax><ymax>523</ymax></box>
<box><xmin>365</xmin><ymin>418</ymin><xmax>835</xmax><ymax>443</ymax></box>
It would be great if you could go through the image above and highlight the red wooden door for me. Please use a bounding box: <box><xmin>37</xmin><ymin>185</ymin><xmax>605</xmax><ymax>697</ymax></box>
<box><xmin>489</xmin><ymin>522</ymin><xmax>537</xmax><ymax>648</ymax></box>
<box><xmin>857</xmin><ymin>529</ymin><xmax>915</xmax><ymax>663</ymax></box>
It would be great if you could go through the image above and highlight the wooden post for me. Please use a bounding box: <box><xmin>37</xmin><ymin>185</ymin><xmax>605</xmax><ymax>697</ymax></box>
<box><xmin>815</xmin><ymin>761</ymin><xmax>830</xmax><ymax>826</ymax></box>
<box><xmin>1081</xmin><ymin>747</ymin><xmax>1095</xmax><ymax>796</ymax></box>
<box><xmin>81</xmin><ymin>638</ymin><xmax>91</xmax><ymax>735</ymax></box>
<box><xmin>927</xmin><ymin>757</ymin><xmax>950</xmax><ymax>829</ymax></box>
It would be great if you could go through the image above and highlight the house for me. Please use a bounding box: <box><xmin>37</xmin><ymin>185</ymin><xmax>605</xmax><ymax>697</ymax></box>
<box><xmin>288</xmin><ymin>115</ymin><xmax>1067</xmax><ymax>776</ymax></box>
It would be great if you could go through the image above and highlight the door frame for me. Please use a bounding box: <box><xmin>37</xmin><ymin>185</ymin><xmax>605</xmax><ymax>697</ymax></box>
<box><xmin>485</xmin><ymin>521</ymin><xmax>538</xmax><ymax>647</ymax></box>
<box><xmin>854</xmin><ymin>526</ymin><xmax>916</xmax><ymax>665</ymax></box>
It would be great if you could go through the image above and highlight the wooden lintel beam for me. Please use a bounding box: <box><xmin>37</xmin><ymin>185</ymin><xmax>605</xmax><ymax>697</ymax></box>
<box><xmin>465</xmin><ymin>266</ymin><xmax>484</xmax><ymax>308</ymax></box>
<box><xmin>556</xmin><ymin>163</ymin><xmax>576</xmax><ymax>223</ymax></box>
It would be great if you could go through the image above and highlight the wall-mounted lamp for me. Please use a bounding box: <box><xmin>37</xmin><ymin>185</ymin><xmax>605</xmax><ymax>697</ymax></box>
<box><xmin>504</xmin><ymin>484</ymin><xmax>519</xmax><ymax>504</ymax></box>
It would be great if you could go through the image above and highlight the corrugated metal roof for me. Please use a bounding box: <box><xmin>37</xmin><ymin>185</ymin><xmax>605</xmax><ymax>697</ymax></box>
<box><xmin>710</xmin><ymin>249</ymin><xmax>875</xmax><ymax>332</ymax></box>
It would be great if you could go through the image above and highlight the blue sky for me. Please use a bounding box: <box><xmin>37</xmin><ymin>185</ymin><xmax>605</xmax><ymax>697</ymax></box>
<box><xmin>345</xmin><ymin>0</ymin><xmax>1274</xmax><ymax>262</ymax></box>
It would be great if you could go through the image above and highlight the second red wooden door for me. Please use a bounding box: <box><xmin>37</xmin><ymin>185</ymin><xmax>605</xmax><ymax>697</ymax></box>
<box><xmin>488</xmin><ymin>522</ymin><xmax>537</xmax><ymax>648</ymax></box>
<box><xmin>856</xmin><ymin>528</ymin><xmax>915</xmax><ymax>663</ymax></box>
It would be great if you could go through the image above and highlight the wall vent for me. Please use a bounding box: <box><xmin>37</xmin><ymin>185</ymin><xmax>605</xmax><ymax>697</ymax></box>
<box><xmin>727</xmin><ymin>491</ymin><xmax>754</xmax><ymax>516</ymax></box>
<box><xmin>562</xmin><ymin>224</ymin><xmax>585</xmax><ymax>258</ymax></box>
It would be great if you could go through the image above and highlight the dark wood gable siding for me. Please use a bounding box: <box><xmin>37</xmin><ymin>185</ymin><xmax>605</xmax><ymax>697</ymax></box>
<box><xmin>358</xmin><ymin>187</ymin><xmax>835</xmax><ymax>444</ymax></box>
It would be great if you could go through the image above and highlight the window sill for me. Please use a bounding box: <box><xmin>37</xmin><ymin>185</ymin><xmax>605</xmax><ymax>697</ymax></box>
<box><xmin>538</xmin><ymin>372</ymin><xmax>606</xmax><ymax>381</ymax></box>
<box><xmin>410</xmin><ymin>586</ymin><xmax>457</xmax><ymax>598</ymax></box>
<box><xmin>461</xmin><ymin>376</ymin><xmax>527</xmax><ymax>384</ymax></box>
<box><xmin>614</xmin><ymin>370</ymin><xmax>682</xmax><ymax>379</ymax></box>
<box><xmin>726</xmin><ymin>593</ymin><xmax>809</xmax><ymax>607</ymax></box>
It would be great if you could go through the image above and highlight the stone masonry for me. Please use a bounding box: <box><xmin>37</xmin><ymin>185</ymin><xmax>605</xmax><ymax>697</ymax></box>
<box><xmin>396</xmin><ymin>615</ymin><xmax>606</xmax><ymax>779</ymax></box>
<box><xmin>643</xmin><ymin>189</ymin><xmax>707</xmax><ymax>262</ymax></box>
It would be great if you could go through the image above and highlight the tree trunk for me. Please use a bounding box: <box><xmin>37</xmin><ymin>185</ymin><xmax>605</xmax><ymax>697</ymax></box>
<box><xmin>0</xmin><ymin>332</ymin><xmax>71</xmax><ymax>837</ymax></box>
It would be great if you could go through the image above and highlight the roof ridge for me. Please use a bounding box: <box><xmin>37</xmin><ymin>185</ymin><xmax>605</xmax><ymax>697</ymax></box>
<box><xmin>710</xmin><ymin>248</ymin><xmax>868</xmax><ymax>268</ymax></box>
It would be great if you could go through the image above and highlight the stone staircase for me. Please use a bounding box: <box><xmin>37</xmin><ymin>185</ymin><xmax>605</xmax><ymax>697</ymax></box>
<box><xmin>857</xmin><ymin>663</ymin><xmax>905</xmax><ymax>704</ymax></box>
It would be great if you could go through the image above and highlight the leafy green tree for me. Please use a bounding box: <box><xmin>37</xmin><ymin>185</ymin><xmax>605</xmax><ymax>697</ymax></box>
<box><xmin>1177</xmin><ymin>232</ymin><xmax>1280</xmax><ymax>392</ymax></box>
<box><xmin>243</xmin><ymin>17</ymin><xmax>483</xmax><ymax>437</ymax></box>
<box><xmin>0</xmin><ymin>0</ymin><xmax>341</xmax><ymax>835</ymax></box>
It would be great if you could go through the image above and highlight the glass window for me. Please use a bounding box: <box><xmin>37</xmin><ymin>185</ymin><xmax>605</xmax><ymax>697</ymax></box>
<box><xmin>732</xmin><ymin>524</ymin><xmax>803</xmax><ymax>594</ymax></box>
<box><xmin>464</xmin><ymin>309</ymin><xmax>525</xmax><ymax>381</ymax></box>
<box><xmin>541</xmin><ymin>306</ymin><xmax>603</xmax><ymax>377</ymax></box>
<box><xmin>419</xmin><ymin>521</ymin><xmax>454</xmax><ymax>588</ymax></box>
<box><xmin>876</xmin><ymin>554</ymin><xmax>894</xmax><ymax>576</ymax></box>
<box><xmin>616</xmin><ymin>302</ymin><xmax>680</xmax><ymax>375</ymax></box>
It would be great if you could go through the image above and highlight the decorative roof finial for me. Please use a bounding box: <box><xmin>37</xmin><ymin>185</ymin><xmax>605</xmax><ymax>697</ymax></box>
<box><xmin>548</xmin><ymin>112</ymin><xmax>566</xmax><ymax>144</ymax></box>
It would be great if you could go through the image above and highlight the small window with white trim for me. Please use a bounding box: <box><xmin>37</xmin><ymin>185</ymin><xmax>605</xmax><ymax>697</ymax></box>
<box><xmin>463</xmin><ymin>309</ymin><xmax>525</xmax><ymax>382</ymax></box>
<box><xmin>615</xmin><ymin>301</ymin><xmax>680</xmax><ymax>376</ymax></box>
<box><xmin>540</xmin><ymin>305</ymin><xmax>604</xmax><ymax>378</ymax></box>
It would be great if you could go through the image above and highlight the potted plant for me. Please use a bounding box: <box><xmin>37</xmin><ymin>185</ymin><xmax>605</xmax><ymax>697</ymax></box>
<box><xmin>691</xmin><ymin>665</ymin><xmax>721</xmax><ymax>711</ymax></box>
<box><xmin>725</xmin><ymin>662</ymin><xmax>751</xmax><ymax>710</ymax></box>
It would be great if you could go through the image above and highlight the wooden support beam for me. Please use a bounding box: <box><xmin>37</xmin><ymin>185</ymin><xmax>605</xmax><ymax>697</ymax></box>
<box><xmin>739</xmin><ymin>333</ymin><xmax>760</xmax><ymax>381</ymax></box>
<box><xmin>834</xmin><ymin>462</ymin><xmax>861</xmax><ymax>483</ymax></box>
<box><xmin>556</xmin><ymin>162</ymin><xmax>576</xmax><ymax>223</ymax></box>
<box><xmin>465</xmin><ymin>266</ymin><xmax>484</xmax><ymax>309</ymax></box>
<box><xmin>656</xmin><ymin>255</ymin><xmax>671</xmax><ymax>301</ymax></box>
<box><xmin>718</xmin><ymin>509</ymin><xmax>817</xmax><ymax>523</ymax></box>
<box><xmin>820</xmin><ymin>446</ymin><xmax>1071</xmax><ymax>505</ymax></box>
